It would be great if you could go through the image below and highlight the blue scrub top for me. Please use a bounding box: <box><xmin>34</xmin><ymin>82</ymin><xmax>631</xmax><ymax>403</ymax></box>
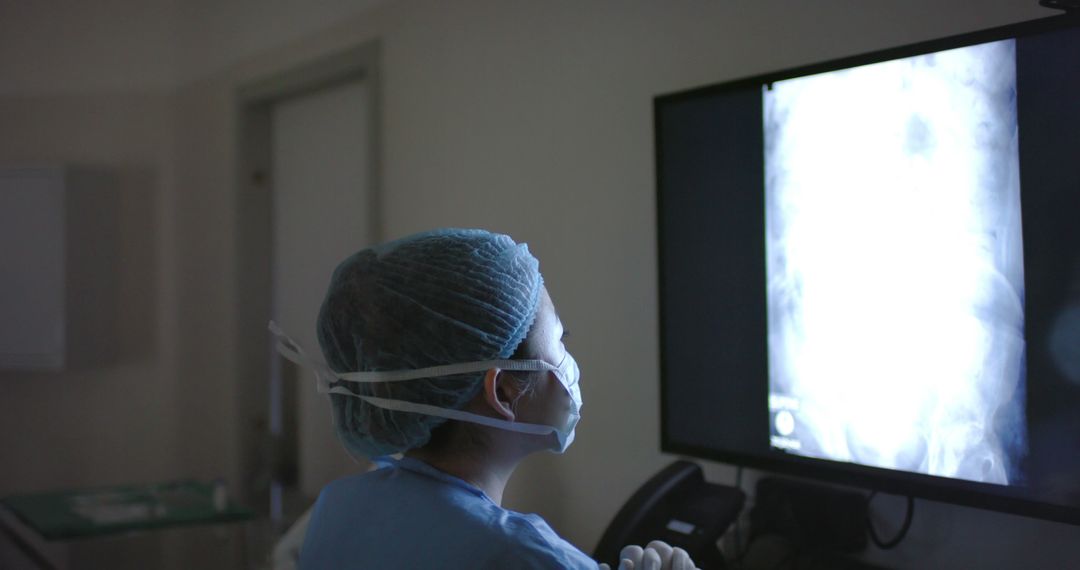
<box><xmin>299</xmin><ymin>457</ymin><xmax>600</xmax><ymax>569</ymax></box>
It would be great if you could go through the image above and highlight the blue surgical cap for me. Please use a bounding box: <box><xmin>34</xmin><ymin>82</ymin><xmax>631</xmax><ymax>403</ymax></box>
<box><xmin>316</xmin><ymin>228</ymin><xmax>544</xmax><ymax>458</ymax></box>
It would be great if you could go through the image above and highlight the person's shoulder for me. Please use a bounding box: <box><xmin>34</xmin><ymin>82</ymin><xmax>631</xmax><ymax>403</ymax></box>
<box><xmin>322</xmin><ymin>460</ymin><xmax>408</xmax><ymax>493</ymax></box>
<box><xmin>489</xmin><ymin>511</ymin><xmax>598</xmax><ymax>569</ymax></box>
<box><xmin>322</xmin><ymin>469</ymin><xmax>375</xmax><ymax>490</ymax></box>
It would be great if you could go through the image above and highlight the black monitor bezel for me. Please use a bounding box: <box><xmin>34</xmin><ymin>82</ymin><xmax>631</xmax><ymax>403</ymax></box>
<box><xmin>655</xmin><ymin>13</ymin><xmax>1080</xmax><ymax>526</ymax></box>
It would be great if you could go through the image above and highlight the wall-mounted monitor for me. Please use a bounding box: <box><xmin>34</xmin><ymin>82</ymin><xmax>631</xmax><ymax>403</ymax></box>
<box><xmin>656</xmin><ymin>14</ymin><xmax>1080</xmax><ymax>524</ymax></box>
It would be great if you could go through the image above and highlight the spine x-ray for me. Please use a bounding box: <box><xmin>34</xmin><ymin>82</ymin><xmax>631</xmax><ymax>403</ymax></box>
<box><xmin>765</xmin><ymin>39</ymin><xmax>1027</xmax><ymax>485</ymax></box>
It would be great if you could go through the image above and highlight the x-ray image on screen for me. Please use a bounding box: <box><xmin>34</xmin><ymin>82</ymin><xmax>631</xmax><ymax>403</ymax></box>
<box><xmin>764</xmin><ymin>39</ymin><xmax>1028</xmax><ymax>485</ymax></box>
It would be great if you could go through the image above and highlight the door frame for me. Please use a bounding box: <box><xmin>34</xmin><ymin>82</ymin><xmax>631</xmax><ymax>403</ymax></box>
<box><xmin>233</xmin><ymin>42</ymin><xmax>381</xmax><ymax>516</ymax></box>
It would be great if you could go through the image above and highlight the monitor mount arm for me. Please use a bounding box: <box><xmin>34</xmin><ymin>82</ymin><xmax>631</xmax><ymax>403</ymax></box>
<box><xmin>1041</xmin><ymin>0</ymin><xmax>1080</xmax><ymax>13</ymax></box>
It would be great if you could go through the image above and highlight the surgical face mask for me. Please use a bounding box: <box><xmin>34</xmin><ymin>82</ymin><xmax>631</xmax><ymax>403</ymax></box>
<box><xmin>536</xmin><ymin>350</ymin><xmax>581</xmax><ymax>453</ymax></box>
<box><xmin>269</xmin><ymin>322</ymin><xmax>582</xmax><ymax>454</ymax></box>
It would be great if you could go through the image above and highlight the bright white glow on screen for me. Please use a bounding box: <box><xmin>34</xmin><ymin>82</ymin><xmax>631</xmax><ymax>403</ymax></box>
<box><xmin>765</xmin><ymin>39</ymin><xmax>1028</xmax><ymax>485</ymax></box>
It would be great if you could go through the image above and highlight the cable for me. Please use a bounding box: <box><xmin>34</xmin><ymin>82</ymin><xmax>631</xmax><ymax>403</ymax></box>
<box><xmin>731</xmin><ymin>465</ymin><xmax>746</xmax><ymax>567</ymax></box>
<box><xmin>730</xmin><ymin>468</ymin><xmax>785</xmax><ymax>569</ymax></box>
<box><xmin>1039</xmin><ymin>0</ymin><xmax>1080</xmax><ymax>14</ymax></box>
<box><xmin>734</xmin><ymin>467</ymin><xmax>744</xmax><ymax>549</ymax></box>
<box><xmin>736</xmin><ymin>533</ymin><xmax>766</xmax><ymax>564</ymax></box>
<box><xmin>865</xmin><ymin>491</ymin><xmax>915</xmax><ymax>549</ymax></box>
<box><xmin>769</xmin><ymin>545</ymin><xmax>797</xmax><ymax>570</ymax></box>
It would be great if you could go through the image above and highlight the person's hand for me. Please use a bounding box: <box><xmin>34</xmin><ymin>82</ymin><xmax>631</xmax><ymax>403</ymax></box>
<box><xmin>598</xmin><ymin>541</ymin><xmax>699</xmax><ymax>570</ymax></box>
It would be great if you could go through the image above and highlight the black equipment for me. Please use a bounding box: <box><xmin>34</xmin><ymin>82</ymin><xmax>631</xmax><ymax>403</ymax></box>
<box><xmin>595</xmin><ymin>461</ymin><xmax>745</xmax><ymax>570</ymax></box>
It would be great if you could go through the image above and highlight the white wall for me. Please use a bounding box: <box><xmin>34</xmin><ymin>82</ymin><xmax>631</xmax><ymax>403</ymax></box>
<box><xmin>0</xmin><ymin>92</ymin><xmax>178</xmax><ymax>493</ymax></box>
<box><xmin>173</xmin><ymin>0</ymin><xmax>387</xmax><ymax>84</ymax></box>
<box><xmin>4</xmin><ymin>0</ymin><xmax>1076</xmax><ymax>568</ymax></box>
<box><xmin>0</xmin><ymin>0</ymin><xmax>176</xmax><ymax>95</ymax></box>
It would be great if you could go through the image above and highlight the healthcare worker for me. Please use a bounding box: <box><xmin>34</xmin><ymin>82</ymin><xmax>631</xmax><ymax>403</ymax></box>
<box><xmin>272</xmin><ymin>229</ymin><xmax>699</xmax><ymax>570</ymax></box>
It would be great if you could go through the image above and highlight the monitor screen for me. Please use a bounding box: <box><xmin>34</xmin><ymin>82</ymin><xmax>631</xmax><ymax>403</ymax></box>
<box><xmin>656</xmin><ymin>15</ymin><xmax>1080</xmax><ymax>523</ymax></box>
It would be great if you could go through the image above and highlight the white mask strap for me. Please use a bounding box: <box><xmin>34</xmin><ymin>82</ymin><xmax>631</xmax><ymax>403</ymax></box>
<box><xmin>338</xmin><ymin>359</ymin><xmax>555</xmax><ymax>383</ymax></box>
<box><xmin>268</xmin><ymin>321</ymin><xmax>556</xmax><ymax>384</ymax></box>
<box><xmin>268</xmin><ymin>321</ymin><xmax>560</xmax><ymax>438</ymax></box>
<box><xmin>328</xmin><ymin>390</ymin><xmax>554</xmax><ymax>436</ymax></box>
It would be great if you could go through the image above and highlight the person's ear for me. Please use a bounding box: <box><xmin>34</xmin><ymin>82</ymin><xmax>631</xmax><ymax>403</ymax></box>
<box><xmin>483</xmin><ymin>368</ymin><xmax>517</xmax><ymax>421</ymax></box>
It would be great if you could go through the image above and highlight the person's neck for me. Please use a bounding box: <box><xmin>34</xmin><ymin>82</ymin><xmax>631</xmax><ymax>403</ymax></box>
<box><xmin>405</xmin><ymin>446</ymin><xmax>522</xmax><ymax>505</ymax></box>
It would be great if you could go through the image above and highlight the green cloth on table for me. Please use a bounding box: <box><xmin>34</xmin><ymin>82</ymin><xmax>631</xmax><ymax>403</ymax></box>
<box><xmin>2</xmin><ymin>480</ymin><xmax>253</xmax><ymax>540</ymax></box>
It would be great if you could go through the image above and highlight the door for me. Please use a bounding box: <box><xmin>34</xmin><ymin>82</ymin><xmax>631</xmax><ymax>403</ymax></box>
<box><xmin>270</xmin><ymin>78</ymin><xmax>373</xmax><ymax>513</ymax></box>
